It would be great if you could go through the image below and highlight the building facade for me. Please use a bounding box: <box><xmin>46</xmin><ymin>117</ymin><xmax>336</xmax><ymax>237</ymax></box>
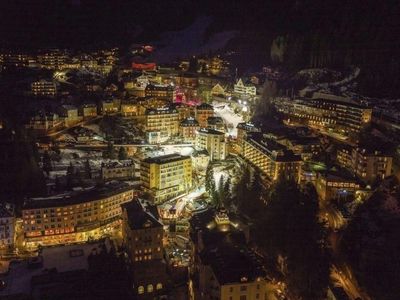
<box><xmin>31</xmin><ymin>80</ymin><xmax>57</xmax><ymax>97</ymax></box>
<box><xmin>22</xmin><ymin>183</ymin><xmax>134</xmax><ymax>247</ymax></box>
<box><xmin>0</xmin><ymin>206</ymin><xmax>16</xmax><ymax>250</ymax></box>
<box><xmin>242</xmin><ymin>133</ymin><xmax>302</xmax><ymax>182</ymax></box>
<box><xmin>234</xmin><ymin>78</ymin><xmax>257</xmax><ymax>97</ymax></box>
<box><xmin>140</xmin><ymin>154</ymin><xmax>192</xmax><ymax>204</ymax></box>
<box><xmin>195</xmin><ymin>103</ymin><xmax>214</xmax><ymax>128</ymax></box>
<box><xmin>145</xmin><ymin>107</ymin><xmax>179</xmax><ymax>139</ymax></box>
<box><xmin>179</xmin><ymin>117</ymin><xmax>200</xmax><ymax>143</ymax></box>
<box><xmin>195</xmin><ymin>128</ymin><xmax>226</xmax><ymax>161</ymax></box>
<box><xmin>122</xmin><ymin>199</ymin><xmax>167</xmax><ymax>299</ymax></box>
<box><xmin>101</xmin><ymin>161</ymin><xmax>136</xmax><ymax>181</ymax></box>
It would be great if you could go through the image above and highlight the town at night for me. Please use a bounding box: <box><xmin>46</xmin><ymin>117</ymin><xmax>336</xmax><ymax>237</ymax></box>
<box><xmin>0</xmin><ymin>1</ymin><xmax>399</xmax><ymax>299</ymax></box>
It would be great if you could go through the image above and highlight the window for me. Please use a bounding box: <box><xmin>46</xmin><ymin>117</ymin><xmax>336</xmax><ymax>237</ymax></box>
<box><xmin>230</xmin><ymin>287</ymin><xmax>234</xmax><ymax>292</ymax></box>
<box><xmin>240</xmin><ymin>296</ymin><xmax>247</xmax><ymax>300</ymax></box>
<box><xmin>240</xmin><ymin>286</ymin><xmax>247</xmax><ymax>291</ymax></box>
<box><xmin>138</xmin><ymin>286</ymin><xmax>144</xmax><ymax>294</ymax></box>
<box><xmin>147</xmin><ymin>284</ymin><xmax>153</xmax><ymax>293</ymax></box>
<box><xmin>156</xmin><ymin>283</ymin><xmax>162</xmax><ymax>290</ymax></box>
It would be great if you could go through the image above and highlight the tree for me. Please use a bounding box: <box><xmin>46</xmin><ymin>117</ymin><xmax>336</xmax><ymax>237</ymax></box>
<box><xmin>259</xmin><ymin>177</ymin><xmax>329</xmax><ymax>299</ymax></box>
<box><xmin>84</xmin><ymin>159</ymin><xmax>92</xmax><ymax>179</ymax></box>
<box><xmin>118</xmin><ymin>147</ymin><xmax>127</xmax><ymax>160</ymax></box>
<box><xmin>222</xmin><ymin>177</ymin><xmax>232</xmax><ymax>206</ymax></box>
<box><xmin>66</xmin><ymin>162</ymin><xmax>74</xmax><ymax>190</ymax></box>
<box><xmin>103</xmin><ymin>141</ymin><xmax>116</xmax><ymax>159</ymax></box>
<box><xmin>42</xmin><ymin>150</ymin><xmax>52</xmax><ymax>175</ymax></box>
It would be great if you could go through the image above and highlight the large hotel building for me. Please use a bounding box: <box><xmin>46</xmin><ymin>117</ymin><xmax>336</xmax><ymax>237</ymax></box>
<box><xmin>22</xmin><ymin>183</ymin><xmax>134</xmax><ymax>247</ymax></box>
<box><xmin>140</xmin><ymin>154</ymin><xmax>192</xmax><ymax>204</ymax></box>
<box><xmin>242</xmin><ymin>132</ymin><xmax>302</xmax><ymax>182</ymax></box>
<box><xmin>276</xmin><ymin>97</ymin><xmax>372</xmax><ymax>135</ymax></box>
<box><xmin>145</xmin><ymin>107</ymin><xmax>179</xmax><ymax>139</ymax></box>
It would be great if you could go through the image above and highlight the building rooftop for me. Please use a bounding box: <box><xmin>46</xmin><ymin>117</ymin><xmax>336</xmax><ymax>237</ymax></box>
<box><xmin>145</xmin><ymin>106</ymin><xmax>178</xmax><ymax>115</ymax></box>
<box><xmin>201</xmin><ymin>242</ymin><xmax>266</xmax><ymax>285</ymax></box>
<box><xmin>24</xmin><ymin>182</ymin><xmax>133</xmax><ymax>210</ymax></box>
<box><xmin>207</xmin><ymin>116</ymin><xmax>224</xmax><ymax>125</ymax></box>
<box><xmin>196</xmin><ymin>103</ymin><xmax>214</xmax><ymax>110</ymax></box>
<box><xmin>123</xmin><ymin>199</ymin><xmax>163</xmax><ymax>231</ymax></box>
<box><xmin>180</xmin><ymin>117</ymin><xmax>199</xmax><ymax>126</ymax></box>
<box><xmin>142</xmin><ymin>153</ymin><xmax>189</xmax><ymax>165</ymax></box>
<box><xmin>198</xmin><ymin>128</ymin><xmax>224</xmax><ymax>135</ymax></box>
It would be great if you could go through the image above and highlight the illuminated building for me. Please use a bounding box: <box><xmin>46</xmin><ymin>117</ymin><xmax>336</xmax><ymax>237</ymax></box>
<box><xmin>242</xmin><ymin>132</ymin><xmax>302</xmax><ymax>182</ymax></box>
<box><xmin>210</xmin><ymin>83</ymin><xmax>227</xmax><ymax>98</ymax></box>
<box><xmin>195</xmin><ymin>103</ymin><xmax>214</xmax><ymax>128</ymax></box>
<box><xmin>315</xmin><ymin>171</ymin><xmax>361</xmax><ymax>202</ymax></box>
<box><xmin>179</xmin><ymin>117</ymin><xmax>200</xmax><ymax>143</ymax></box>
<box><xmin>22</xmin><ymin>183</ymin><xmax>134</xmax><ymax>247</ymax></box>
<box><xmin>37</xmin><ymin>49</ymin><xmax>68</xmax><ymax>70</ymax></box>
<box><xmin>80</xmin><ymin>103</ymin><xmax>98</xmax><ymax>118</ymax></box>
<box><xmin>122</xmin><ymin>199</ymin><xmax>167</xmax><ymax>299</ymax></box>
<box><xmin>175</xmin><ymin>73</ymin><xmax>198</xmax><ymax>88</ymax></box>
<box><xmin>60</xmin><ymin>105</ymin><xmax>80</xmax><ymax>127</ymax></box>
<box><xmin>189</xmin><ymin>208</ymin><xmax>268</xmax><ymax>300</ymax></box>
<box><xmin>236</xmin><ymin>122</ymin><xmax>261</xmax><ymax>153</ymax></box>
<box><xmin>121</xmin><ymin>101</ymin><xmax>141</xmax><ymax>117</ymax></box>
<box><xmin>145</xmin><ymin>107</ymin><xmax>179</xmax><ymax>139</ymax></box>
<box><xmin>276</xmin><ymin>97</ymin><xmax>372</xmax><ymax>135</ymax></box>
<box><xmin>101</xmin><ymin>161</ymin><xmax>136</xmax><ymax>181</ymax></box>
<box><xmin>191</xmin><ymin>149</ymin><xmax>210</xmax><ymax>174</ymax></box>
<box><xmin>140</xmin><ymin>154</ymin><xmax>192</xmax><ymax>204</ymax></box>
<box><xmin>145</xmin><ymin>84</ymin><xmax>176</xmax><ymax>101</ymax></box>
<box><xmin>207</xmin><ymin>116</ymin><xmax>225</xmax><ymax>132</ymax></box>
<box><xmin>0</xmin><ymin>52</ymin><xmax>29</xmax><ymax>68</ymax></box>
<box><xmin>195</xmin><ymin>128</ymin><xmax>226</xmax><ymax>161</ymax></box>
<box><xmin>337</xmin><ymin>146</ymin><xmax>393</xmax><ymax>184</ymax></box>
<box><xmin>100</xmin><ymin>100</ymin><xmax>118</xmax><ymax>114</ymax></box>
<box><xmin>31</xmin><ymin>80</ymin><xmax>57</xmax><ymax>97</ymax></box>
<box><xmin>0</xmin><ymin>205</ymin><xmax>15</xmax><ymax>249</ymax></box>
<box><xmin>26</xmin><ymin>112</ymin><xmax>64</xmax><ymax>134</ymax></box>
<box><xmin>234</xmin><ymin>78</ymin><xmax>257</xmax><ymax>97</ymax></box>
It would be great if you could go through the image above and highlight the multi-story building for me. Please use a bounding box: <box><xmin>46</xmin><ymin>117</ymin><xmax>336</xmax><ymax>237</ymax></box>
<box><xmin>37</xmin><ymin>49</ymin><xmax>68</xmax><ymax>70</ymax></box>
<box><xmin>195</xmin><ymin>103</ymin><xmax>214</xmax><ymax>128</ymax></box>
<box><xmin>100</xmin><ymin>100</ymin><xmax>118</xmax><ymax>114</ymax></box>
<box><xmin>207</xmin><ymin>116</ymin><xmax>225</xmax><ymax>132</ymax></box>
<box><xmin>191</xmin><ymin>149</ymin><xmax>210</xmax><ymax>175</ymax></box>
<box><xmin>31</xmin><ymin>80</ymin><xmax>57</xmax><ymax>97</ymax></box>
<box><xmin>80</xmin><ymin>103</ymin><xmax>98</xmax><ymax>118</ymax></box>
<box><xmin>344</xmin><ymin>147</ymin><xmax>392</xmax><ymax>184</ymax></box>
<box><xmin>189</xmin><ymin>208</ymin><xmax>268</xmax><ymax>300</ymax></box>
<box><xmin>22</xmin><ymin>182</ymin><xmax>134</xmax><ymax>247</ymax></box>
<box><xmin>60</xmin><ymin>105</ymin><xmax>80</xmax><ymax>127</ymax></box>
<box><xmin>101</xmin><ymin>161</ymin><xmax>136</xmax><ymax>181</ymax></box>
<box><xmin>195</xmin><ymin>128</ymin><xmax>226</xmax><ymax>161</ymax></box>
<box><xmin>122</xmin><ymin>199</ymin><xmax>167</xmax><ymax>299</ymax></box>
<box><xmin>234</xmin><ymin>78</ymin><xmax>257</xmax><ymax>97</ymax></box>
<box><xmin>145</xmin><ymin>84</ymin><xmax>176</xmax><ymax>101</ymax></box>
<box><xmin>242</xmin><ymin>132</ymin><xmax>302</xmax><ymax>182</ymax></box>
<box><xmin>315</xmin><ymin>171</ymin><xmax>361</xmax><ymax>202</ymax></box>
<box><xmin>145</xmin><ymin>107</ymin><xmax>179</xmax><ymax>139</ymax></box>
<box><xmin>0</xmin><ymin>52</ymin><xmax>29</xmax><ymax>68</ymax></box>
<box><xmin>140</xmin><ymin>154</ymin><xmax>192</xmax><ymax>204</ymax></box>
<box><xmin>236</xmin><ymin>122</ymin><xmax>261</xmax><ymax>153</ymax></box>
<box><xmin>276</xmin><ymin>135</ymin><xmax>321</xmax><ymax>161</ymax></box>
<box><xmin>0</xmin><ymin>205</ymin><xmax>16</xmax><ymax>250</ymax></box>
<box><xmin>179</xmin><ymin>117</ymin><xmax>200</xmax><ymax>143</ymax></box>
<box><xmin>278</xmin><ymin>97</ymin><xmax>372</xmax><ymax>135</ymax></box>
<box><xmin>26</xmin><ymin>112</ymin><xmax>64</xmax><ymax>134</ymax></box>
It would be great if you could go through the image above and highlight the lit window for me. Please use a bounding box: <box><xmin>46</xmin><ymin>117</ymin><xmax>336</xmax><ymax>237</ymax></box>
<box><xmin>147</xmin><ymin>284</ymin><xmax>153</xmax><ymax>293</ymax></box>
<box><xmin>156</xmin><ymin>283</ymin><xmax>162</xmax><ymax>290</ymax></box>
<box><xmin>138</xmin><ymin>286</ymin><xmax>144</xmax><ymax>294</ymax></box>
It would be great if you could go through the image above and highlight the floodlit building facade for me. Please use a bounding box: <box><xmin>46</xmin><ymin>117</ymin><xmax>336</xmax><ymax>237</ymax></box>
<box><xmin>140</xmin><ymin>154</ymin><xmax>192</xmax><ymax>204</ymax></box>
<box><xmin>145</xmin><ymin>107</ymin><xmax>179</xmax><ymax>139</ymax></box>
<box><xmin>195</xmin><ymin>103</ymin><xmax>214</xmax><ymax>128</ymax></box>
<box><xmin>22</xmin><ymin>183</ymin><xmax>134</xmax><ymax>247</ymax></box>
<box><xmin>242</xmin><ymin>133</ymin><xmax>302</xmax><ymax>182</ymax></box>
<box><xmin>31</xmin><ymin>80</ymin><xmax>57</xmax><ymax>97</ymax></box>
<box><xmin>0</xmin><ymin>206</ymin><xmax>16</xmax><ymax>249</ymax></box>
<box><xmin>234</xmin><ymin>78</ymin><xmax>257</xmax><ymax>97</ymax></box>
<box><xmin>179</xmin><ymin>117</ymin><xmax>200</xmax><ymax>143</ymax></box>
<box><xmin>195</xmin><ymin>128</ymin><xmax>227</xmax><ymax>161</ymax></box>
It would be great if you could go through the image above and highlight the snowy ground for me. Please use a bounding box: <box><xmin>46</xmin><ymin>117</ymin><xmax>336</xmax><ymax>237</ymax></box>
<box><xmin>212</xmin><ymin>101</ymin><xmax>245</xmax><ymax>138</ymax></box>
